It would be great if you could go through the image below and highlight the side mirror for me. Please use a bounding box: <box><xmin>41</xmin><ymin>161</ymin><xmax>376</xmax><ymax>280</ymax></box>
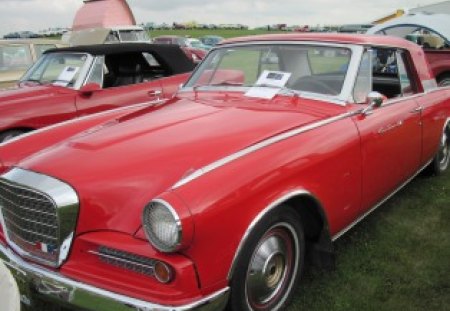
<box><xmin>79</xmin><ymin>83</ymin><xmax>101</xmax><ymax>96</ymax></box>
<box><xmin>361</xmin><ymin>91</ymin><xmax>384</xmax><ymax>116</ymax></box>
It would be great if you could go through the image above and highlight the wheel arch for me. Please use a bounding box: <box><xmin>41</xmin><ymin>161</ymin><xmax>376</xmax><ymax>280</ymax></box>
<box><xmin>0</xmin><ymin>127</ymin><xmax>34</xmax><ymax>135</ymax></box>
<box><xmin>227</xmin><ymin>189</ymin><xmax>333</xmax><ymax>281</ymax></box>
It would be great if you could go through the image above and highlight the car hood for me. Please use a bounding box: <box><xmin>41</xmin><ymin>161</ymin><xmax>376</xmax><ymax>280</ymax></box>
<box><xmin>17</xmin><ymin>92</ymin><xmax>346</xmax><ymax>235</ymax></box>
<box><xmin>0</xmin><ymin>84</ymin><xmax>73</xmax><ymax>105</ymax></box>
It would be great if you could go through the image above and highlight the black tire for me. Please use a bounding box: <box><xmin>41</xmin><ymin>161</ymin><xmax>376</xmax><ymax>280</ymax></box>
<box><xmin>228</xmin><ymin>207</ymin><xmax>305</xmax><ymax>311</ymax></box>
<box><xmin>0</xmin><ymin>130</ymin><xmax>27</xmax><ymax>143</ymax></box>
<box><xmin>437</xmin><ymin>74</ymin><xmax>450</xmax><ymax>87</ymax></box>
<box><xmin>428</xmin><ymin>125</ymin><xmax>450</xmax><ymax>175</ymax></box>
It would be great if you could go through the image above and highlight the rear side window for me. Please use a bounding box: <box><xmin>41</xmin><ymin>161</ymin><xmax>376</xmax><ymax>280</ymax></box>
<box><xmin>353</xmin><ymin>48</ymin><xmax>417</xmax><ymax>103</ymax></box>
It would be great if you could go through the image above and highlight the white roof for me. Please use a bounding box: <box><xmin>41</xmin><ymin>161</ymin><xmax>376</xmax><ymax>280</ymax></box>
<box><xmin>367</xmin><ymin>13</ymin><xmax>450</xmax><ymax>41</ymax></box>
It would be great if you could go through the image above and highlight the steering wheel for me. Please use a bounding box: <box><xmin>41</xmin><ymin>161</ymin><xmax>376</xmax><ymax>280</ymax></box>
<box><xmin>290</xmin><ymin>75</ymin><xmax>338</xmax><ymax>95</ymax></box>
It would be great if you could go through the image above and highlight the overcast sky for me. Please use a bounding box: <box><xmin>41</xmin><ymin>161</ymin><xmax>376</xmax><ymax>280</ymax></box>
<box><xmin>0</xmin><ymin>0</ymin><xmax>442</xmax><ymax>35</ymax></box>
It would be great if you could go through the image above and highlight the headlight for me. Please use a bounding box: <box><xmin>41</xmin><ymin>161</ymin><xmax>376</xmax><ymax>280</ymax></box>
<box><xmin>142</xmin><ymin>199</ymin><xmax>182</xmax><ymax>253</ymax></box>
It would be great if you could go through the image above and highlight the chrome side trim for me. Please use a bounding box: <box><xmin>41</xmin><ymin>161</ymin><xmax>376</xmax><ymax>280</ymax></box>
<box><xmin>332</xmin><ymin>159</ymin><xmax>433</xmax><ymax>241</ymax></box>
<box><xmin>0</xmin><ymin>242</ymin><xmax>229</xmax><ymax>311</ymax></box>
<box><xmin>227</xmin><ymin>189</ymin><xmax>323</xmax><ymax>280</ymax></box>
<box><xmin>173</xmin><ymin>111</ymin><xmax>357</xmax><ymax>189</ymax></box>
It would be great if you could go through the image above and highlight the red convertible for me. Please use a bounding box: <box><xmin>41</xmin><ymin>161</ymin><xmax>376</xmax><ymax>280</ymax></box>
<box><xmin>0</xmin><ymin>43</ymin><xmax>194</xmax><ymax>142</ymax></box>
<box><xmin>0</xmin><ymin>34</ymin><xmax>449</xmax><ymax>311</ymax></box>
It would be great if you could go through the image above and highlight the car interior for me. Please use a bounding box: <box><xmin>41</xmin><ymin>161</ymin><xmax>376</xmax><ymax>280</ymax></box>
<box><xmin>371</xmin><ymin>48</ymin><xmax>416</xmax><ymax>99</ymax></box>
<box><xmin>102</xmin><ymin>52</ymin><xmax>169</xmax><ymax>88</ymax></box>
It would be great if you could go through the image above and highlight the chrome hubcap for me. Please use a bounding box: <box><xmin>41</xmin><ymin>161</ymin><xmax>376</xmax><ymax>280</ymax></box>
<box><xmin>246</xmin><ymin>226</ymin><xmax>295</xmax><ymax>309</ymax></box>
<box><xmin>438</xmin><ymin>131</ymin><xmax>449</xmax><ymax>170</ymax></box>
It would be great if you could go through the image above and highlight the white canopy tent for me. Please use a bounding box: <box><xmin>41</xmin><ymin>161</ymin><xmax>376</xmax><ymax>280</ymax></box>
<box><xmin>367</xmin><ymin>13</ymin><xmax>450</xmax><ymax>42</ymax></box>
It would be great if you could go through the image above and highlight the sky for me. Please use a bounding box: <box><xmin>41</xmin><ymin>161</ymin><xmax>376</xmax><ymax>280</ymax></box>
<box><xmin>0</xmin><ymin>0</ymin><xmax>443</xmax><ymax>36</ymax></box>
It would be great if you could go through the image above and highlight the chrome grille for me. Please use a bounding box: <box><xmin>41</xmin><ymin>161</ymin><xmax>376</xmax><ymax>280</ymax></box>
<box><xmin>0</xmin><ymin>168</ymin><xmax>79</xmax><ymax>267</ymax></box>
<box><xmin>0</xmin><ymin>182</ymin><xmax>58</xmax><ymax>243</ymax></box>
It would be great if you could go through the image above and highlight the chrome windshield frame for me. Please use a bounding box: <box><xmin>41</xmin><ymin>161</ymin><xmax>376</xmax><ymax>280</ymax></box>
<box><xmin>180</xmin><ymin>41</ymin><xmax>364</xmax><ymax>105</ymax></box>
<box><xmin>20</xmin><ymin>52</ymin><xmax>94</xmax><ymax>90</ymax></box>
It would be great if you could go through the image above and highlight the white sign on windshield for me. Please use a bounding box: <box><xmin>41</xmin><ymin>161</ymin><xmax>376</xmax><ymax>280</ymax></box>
<box><xmin>53</xmin><ymin>66</ymin><xmax>80</xmax><ymax>87</ymax></box>
<box><xmin>245</xmin><ymin>70</ymin><xmax>291</xmax><ymax>99</ymax></box>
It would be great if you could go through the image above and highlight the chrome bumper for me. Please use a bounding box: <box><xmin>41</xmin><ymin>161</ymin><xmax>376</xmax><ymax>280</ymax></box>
<box><xmin>0</xmin><ymin>243</ymin><xmax>229</xmax><ymax>311</ymax></box>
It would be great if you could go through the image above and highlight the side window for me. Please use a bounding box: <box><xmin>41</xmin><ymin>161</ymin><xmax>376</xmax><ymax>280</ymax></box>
<box><xmin>85</xmin><ymin>56</ymin><xmax>104</xmax><ymax>87</ymax></box>
<box><xmin>143</xmin><ymin>53</ymin><xmax>160</xmax><ymax>67</ymax></box>
<box><xmin>396</xmin><ymin>51</ymin><xmax>415</xmax><ymax>96</ymax></box>
<box><xmin>34</xmin><ymin>44</ymin><xmax>56</xmax><ymax>58</ymax></box>
<box><xmin>353</xmin><ymin>50</ymin><xmax>372</xmax><ymax>103</ymax></box>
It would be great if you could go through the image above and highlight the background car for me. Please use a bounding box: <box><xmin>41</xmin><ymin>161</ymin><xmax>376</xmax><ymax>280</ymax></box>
<box><xmin>186</xmin><ymin>38</ymin><xmax>208</xmax><ymax>51</ymax></box>
<box><xmin>2</xmin><ymin>32</ymin><xmax>21</xmax><ymax>39</ymax></box>
<box><xmin>153</xmin><ymin>35</ymin><xmax>206</xmax><ymax>63</ymax></box>
<box><xmin>0</xmin><ymin>43</ymin><xmax>194</xmax><ymax>142</ymax></box>
<box><xmin>0</xmin><ymin>39</ymin><xmax>65</xmax><ymax>89</ymax></box>
<box><xmin>66</xmin><ymin>26</ymin><xmax>151</xmax><ymax>46</ymax></box>
<box><xmin>199</xmin><ymin>35</ymin><xmax>224</xmax><ymax>49</ymax></box>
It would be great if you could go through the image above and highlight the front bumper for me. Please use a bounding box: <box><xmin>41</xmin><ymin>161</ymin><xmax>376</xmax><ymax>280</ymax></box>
<box><xmin>0</xmin><ymin>243</ymin><xmax>229</xmax><ymax>311</ymax></box>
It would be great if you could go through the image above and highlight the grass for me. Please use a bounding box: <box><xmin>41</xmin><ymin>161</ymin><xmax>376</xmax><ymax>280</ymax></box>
<box><xmin>288</xmin><ymin>169</ymin><xmax>450</xmax><ymax>311</ymax></box>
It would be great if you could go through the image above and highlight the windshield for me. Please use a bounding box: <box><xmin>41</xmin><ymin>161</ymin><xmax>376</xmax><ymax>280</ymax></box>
<box><xmin>0</xmin><ymin>44</ymin><xmax>33</xmax><ymax>72</ymax></box>
<box><xmin>185</xmin><ymin>44</ymin><xmax>352</xmax><ymax>96</ymax></box>
<box><xmin>118</xmin><ymin>29</ymin><xmax>150</xmax><ymax>42</ymax></box>
<box><xmin>21</xmin><ymin>52</ymin><xmax>89</xmax><ymax>88</ymax></box>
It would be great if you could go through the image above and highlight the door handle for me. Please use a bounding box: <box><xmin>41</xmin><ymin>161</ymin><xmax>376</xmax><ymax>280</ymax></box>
<box><xmin>410</xmin><ymin>106</ymin><xmax>423</xmax><ymax>114</ymax></box>
<box><xmin>148</xmin><ymin>90</ymin><xmax>162</xmax><ymax>98</ymax></box>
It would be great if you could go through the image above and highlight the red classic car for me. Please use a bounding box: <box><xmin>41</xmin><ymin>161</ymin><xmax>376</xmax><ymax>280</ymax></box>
<box><xmin>153</xmin><ymin>35</ymin><xmax>207</xmax><ymax>63</ymax></box>
<box><xmin>0</xmin><ymin>34</ymin><xmax>449</xmax><ymax>311</ymax></box>
<box><xmin>0</xmin><ymin>43</ymin><xmax>194</xmax><ymax>142</ymax></box>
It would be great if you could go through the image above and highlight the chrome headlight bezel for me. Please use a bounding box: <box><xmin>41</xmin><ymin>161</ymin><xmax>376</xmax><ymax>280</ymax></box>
<box><xmin>142</xmin><ymin>199</ymin><xmax>182</xmax><ymax>253</ymax></box>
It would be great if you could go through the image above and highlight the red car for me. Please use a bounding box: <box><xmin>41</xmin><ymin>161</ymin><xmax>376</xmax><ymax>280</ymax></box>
<box><xmin>0</xmin><ymin>43</ymin><xmax>194</xmax><ymax>142</ymax></box>
<box><xmin>0</xmin><ymin>34</ymin><xmax>449</xmax><ymax>311</ymax></box>
<box><xmin>153</xmin><ymin>35</ymin><xmax>207</xmax><ymax>63</ymax></box>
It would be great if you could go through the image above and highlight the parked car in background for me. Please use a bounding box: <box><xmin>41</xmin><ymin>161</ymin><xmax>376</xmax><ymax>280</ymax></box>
<box><xmin>67</xmin><ymin>26</ymin><xmax>150</xmax><ymax>46</ymax></box>
<box><xmin>199</xmin><ymin>35</ymin><xmax>224</xmax><ymax>49</ymax></box>
<box><xmin>18</xmin><ymin>31</ymin><xmax>40</xmax><ymax>39</ymax></box>
<box><xmin>2</xmin><ymin>32</ymin><xmax>21</xmax><ymax>39</ymax></box>
<box><xmin>153</xmin><ymin>35</ymin><xmax>206</xmax><ymax>63</ymax></box>
<box><xmin>0</xmin><ymin>43</ymin><xmax>194</xmax><ymax>142</ymax></box>
<box><xmin>367</xmin><ymin>13</ymin><xmax>450</xmax><ymax>86</ymax></box>
<box><xmin>338</xmin><ymin>24</ymin><xmax>373</xmax><ymax>34</ymax></box>
<box><xmin>0</xmin><ymin>33</ymin><xmax>448</xmax><ymax>311</ymax></box>
<box><xmin>0</xmin><ymin>39</ymin><xmax>64</xmax><ymax>89</ymax></box>
<box><xmin>186</xmin><ymin>38</ymin><xmax>208</xmax><ymax>51</ymax></box>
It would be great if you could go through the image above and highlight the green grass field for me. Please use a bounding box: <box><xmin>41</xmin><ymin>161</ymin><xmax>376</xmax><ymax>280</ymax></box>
<box><xmin>287</xmin><ymin>169</ymin><xmax>450</xmax><ymax>311</ymax></box>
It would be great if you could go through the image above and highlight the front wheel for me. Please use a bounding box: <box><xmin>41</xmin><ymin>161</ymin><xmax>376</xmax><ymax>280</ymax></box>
<box><xmin>429</xmin><ymin>126</ymin><xmax>450</xmax><ymax>175</ymax></box>
<box><xmin>228</xmin><ymin>208</ymin><xmax>304</xmax><ymax>311</ymax></box>
<box><xmin>437</xmin><ymin>74</ymin><xmax>450</xmax><ymax>87</ymax></box>
<box><xmin>0</xmin><ymin>130</ymin><xmax>27</xmax><ymax>143</ymax></box>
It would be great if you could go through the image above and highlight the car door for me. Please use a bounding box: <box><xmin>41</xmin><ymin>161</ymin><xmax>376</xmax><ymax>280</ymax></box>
<box><xmin>74</xmin><ymin>54</ymin><xmax>164</xmax><ymax>117</ymax></box>
<box><xmin>353</xmin><ymin>48</ymin><xmax>422</xmax><ymax>211</ymax></box>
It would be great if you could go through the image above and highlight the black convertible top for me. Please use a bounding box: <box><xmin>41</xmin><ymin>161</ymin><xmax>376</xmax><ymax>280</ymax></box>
<box><xmin>44</xmin><ymin>43</ymin><xmax>195</xmax><ymax>74</ymax></box>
